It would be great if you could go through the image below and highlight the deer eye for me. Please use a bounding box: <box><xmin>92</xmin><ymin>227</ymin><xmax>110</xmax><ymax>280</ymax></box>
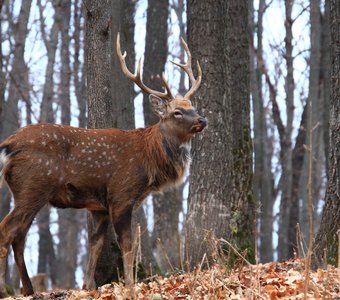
<box><xmin>173</xmin><ymin>110</ymin><xmax>183</xmax><ymax>118</ymax></box>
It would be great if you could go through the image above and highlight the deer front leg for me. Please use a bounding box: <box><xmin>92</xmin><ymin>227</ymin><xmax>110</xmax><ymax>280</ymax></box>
<box><xmin>83</xmin><ymin>211</ymin><xmax>109</xmax><ymax>290</ymax></box>
<box><xmin>112</xmin><ymin>209</ymin><xmax>134</xmax><ymax>285</ymax></box>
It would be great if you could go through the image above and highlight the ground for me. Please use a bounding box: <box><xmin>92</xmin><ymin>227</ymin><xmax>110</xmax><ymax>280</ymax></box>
<box><xmin>3</xmin><ymin>260</ymin><xmax>340</xmax><ymax>299</ymax></box>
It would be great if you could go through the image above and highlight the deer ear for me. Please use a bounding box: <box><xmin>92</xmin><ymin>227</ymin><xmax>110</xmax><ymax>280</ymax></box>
<box><xmin>149</xmin><ymin>94</ymin><xmax>168</xmax><ymax>118</ymax></box>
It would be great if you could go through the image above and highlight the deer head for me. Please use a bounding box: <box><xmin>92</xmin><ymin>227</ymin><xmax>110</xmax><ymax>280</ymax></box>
<box><xmin>116</xmin><ymin>33</ymin><xmax>207</xmax><ymax>143</ymax></box>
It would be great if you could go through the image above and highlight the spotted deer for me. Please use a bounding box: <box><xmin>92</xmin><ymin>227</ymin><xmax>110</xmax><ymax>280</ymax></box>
<box><xmin>0</xmin><ymin>33</ymin><xmax>206</xmax><ymax>297</ymax></box>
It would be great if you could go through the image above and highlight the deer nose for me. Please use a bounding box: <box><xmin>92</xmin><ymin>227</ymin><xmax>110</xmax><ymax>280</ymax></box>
<box><xmin>198</xmin><ymin>117</ymin><xmax>207</xmax><ymax>127</ymax></box>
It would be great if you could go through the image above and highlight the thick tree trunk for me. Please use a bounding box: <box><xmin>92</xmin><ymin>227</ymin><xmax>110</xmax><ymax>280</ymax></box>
<box><xmin>85</xmin><ymin>0</ymin><xmax>113</xmax><ymax>129</ymax></box>
<box><xmin>321</xmin><ymin>0</ymin><xmax>331</xmax><ymax>176</ymax></box>
<box><xmin>226</xmin><ymin>0</ymin><xmax>254</xmax><ymax>260</ymax></box>
<box><xmin>142</xmin><ymin>0</ymin><xmax>169</xmax><ymax>127</ymax></box>
<box><xmin>185</xmin><ymin>0</ymin><xmax>254</xmax><ymax>268</ymax></box>
<box><xmin>84</xmin><ymin>0</ymin><xmax>119</xmax><ymax>287</ymax></box>
<box><xmin>313</xmin><ymin>0</ymin><xmax>340</xmax><ymax>267</ymax></box>
<box><xmin>111</xmin><ymin>0</ymin><xmax>135</xmax><ymax>130</ymax></box>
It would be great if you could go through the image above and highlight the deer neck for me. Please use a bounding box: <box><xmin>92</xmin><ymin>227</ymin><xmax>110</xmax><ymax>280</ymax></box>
<box><xmin>143</xmin><ymin>124</ymin><xmax>191</xmax><ymax>191</ymax></box>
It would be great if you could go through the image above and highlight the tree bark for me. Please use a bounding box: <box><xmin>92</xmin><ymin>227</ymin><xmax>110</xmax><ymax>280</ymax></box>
<box><xmin>226</xmin><ymin>0</ymin><xmax>255</xmax><ymax>261</ymax></box>
<box><xmin>313</xmin><ymin>0</ymin><xmax>340</xmax><ymax>267</ymax></box>
<box><xmin>321</xmin><ymin>0</ymin><xmax>331</xmax><ymax>176</ymax></box>
<box><xmin>185</xmin><ymin>0</ymin><xmax>254</xmax><ymax>268</ymax></box>
<box><xmin>142</xmin><ymin>0</ymin><xmax>169</xmax><ymax>127</ymax></box>
<box><xmin>85</xmin><ymin>0</ymin><xmax>113</xmax><ymax>129</ymax></box>
<box><xmin>111</xmin><ymin>0</ymin><xmax>135</xmax><ymax>130</ymax></box>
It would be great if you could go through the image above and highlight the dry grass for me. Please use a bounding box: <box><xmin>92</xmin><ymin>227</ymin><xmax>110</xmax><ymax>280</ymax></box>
<box><xmin>4</xmin><ymin>259</ymin><xmax>340</xmax><ymax>300</ymax></box>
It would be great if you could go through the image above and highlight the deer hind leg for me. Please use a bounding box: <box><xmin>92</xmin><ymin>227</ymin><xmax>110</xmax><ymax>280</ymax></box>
<box><xmin>112</xmin><ymin>209</ymin><xmax>133</xmax><ymax>286</ymax></box>
<box><xmin>11</xmin><ymin>217</ymin><xmax>37</xmax><ymax>296</ymax></box>
<box><xmin>0</xmin><ymin>204</ymin><xmax>42</xmax><ymax>297</ymax></box>
<box><xmin>83</xmin><ymin>211</ymin><xmax>109</xmax><ymax>290</ymax></box>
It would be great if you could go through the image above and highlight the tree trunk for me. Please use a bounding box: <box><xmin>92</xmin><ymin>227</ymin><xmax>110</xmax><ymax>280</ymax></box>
<box><xmin>299</xmin><ymin>0</ymin><xmax>323</xmax><ymax>252</ymax></box>
<box><xmin>36</xmin><ymin>1</ymin><xmax>61</xmax><ymax>287</ymax></box>
<box><xmin>84</xmin><ymin>0</ymin><xmax>122</xmax><ymax>286</ymax></box>
<box><xmin>321</xmin><ymin>0</ymin><xmax>331</xmax><ymax>177</ymax></box>
<box><xmin>73</xmin><ymin>0</ymin><xmax>87</xmax><ymax>128</ymax></box>
<box><xmin>111</xmin><ymin>0</ymin><xmax>135</xmax><ymax>130</ymax></box>
<box><xmin>142</xmin><ymin>0</ymin><xmax>182</xmax><ymax>273</ymax></box>
<box><xmin>250</xmin><ymin>0</ymin><xmax>274</xmax><ymax>263</ymax></box>
<box><xmin>313</xmin><ymin>0</ymin><xmax>340</xmax><ymax>267</ymax></box>
<box><xmin>226</xmin><ymin>0</ymin><xmax>254</xmax><ymax>261</ymax></box>
<box><xmin>277</xmin><ymin>0</ymin><xmax>295</xmax><ymax>261</ymax></box>
<box><xmin>85</xmin><ymin>0</ymin><xmax>113</xmax><ymax>129</ymax></box>
<box><xmin>185</xmin><ymin>0</ymin><xmax>254</xmax><ymax>268</ymax></box>
<box><xmin>59</xmin><ymin>0</ymin><xmax>71</xmax><ymax>125</ymax></box>
<box><xmin>55</xmin><ymin>0</ymin><xmax>81</xmax><ymax>289</ymax></box>
<box><xmin>142</xmin><ymin>0</ymin><xmax>168</xmax><ymax>127</ymax></box>
<box><xmin>2</xmin><ymin>0</ymin><xmax>32</xmax><ymax>135</ymax></box>
<box><xmin>38</xmin><ymin>0</ymin><xmax>60</xmax><ymax>123</ymax></box>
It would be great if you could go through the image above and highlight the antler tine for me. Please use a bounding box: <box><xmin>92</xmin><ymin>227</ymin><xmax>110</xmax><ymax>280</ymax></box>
<box><xmin>162</xmin><ymin>72</ymin><xmax>173</xmax><ymax>99</ymax></box>
<box><xmin>170</xmin><ymin>37</ymin><xmax>202</xmax><ymax>99</ymax></box>
<box><xmin>116</xmin><ymin>32</ymin><xmax>173</xmax><ymax>101</ymax></box>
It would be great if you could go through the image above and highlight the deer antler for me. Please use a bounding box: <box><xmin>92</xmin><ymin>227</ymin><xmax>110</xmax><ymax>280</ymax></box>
<box><xmin>116</xmin><ymin>33</ymin><xmax>174</xmax><ymax>101</ymax></box>
<box><xmin>170</xmin><ymin>37</ymin><xmax>202</xmax><ymax>99</ymax></box>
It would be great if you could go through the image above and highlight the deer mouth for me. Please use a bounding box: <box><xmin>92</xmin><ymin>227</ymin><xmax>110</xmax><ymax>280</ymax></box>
<box><xmin>191</xmin><ymin>117</ymin><xmax>207</xmax><ymax>133</ymax></box>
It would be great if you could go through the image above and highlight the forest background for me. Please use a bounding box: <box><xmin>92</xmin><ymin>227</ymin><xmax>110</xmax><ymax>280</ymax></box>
<box><xmin>0</xmin><ymin>0</ymin><xmax>339</xmax><ymax>292</ymax></box>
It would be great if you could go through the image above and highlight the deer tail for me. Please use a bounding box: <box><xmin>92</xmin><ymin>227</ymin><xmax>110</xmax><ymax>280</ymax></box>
<box><xmin>0</xmin><ymin>145</ymin><xmax>11</xmax><ymax>188</ymax></box>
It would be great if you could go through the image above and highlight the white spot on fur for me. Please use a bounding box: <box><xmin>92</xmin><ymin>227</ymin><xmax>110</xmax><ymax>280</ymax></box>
<box><xmin>47</xmin><ymin>170</ymin><xmax>52</xmax><ymax>176</ymax></box>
